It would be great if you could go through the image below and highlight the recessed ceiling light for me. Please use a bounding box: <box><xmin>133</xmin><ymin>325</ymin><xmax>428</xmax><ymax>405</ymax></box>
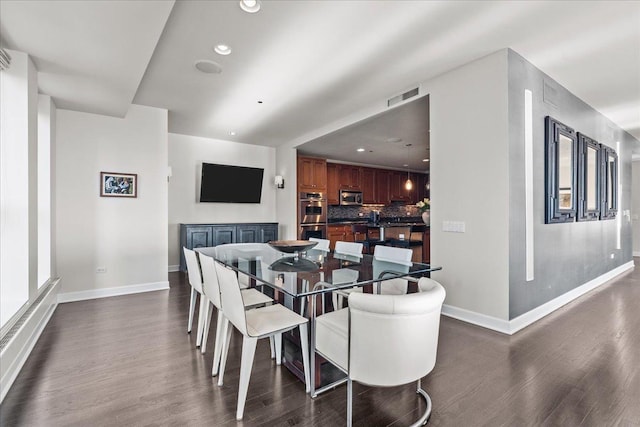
<box><xmin>194</xmin><ymin>59</ymin><xmax>222</xmax><ymax>74</ymax></box>
<box><xmin>257</xmin><ymin>100</ymin><xmax>263</xmax><ymax>104</ymax></box>
<box><xmin>386</xmin><ymin>137</ymin><xmax>402</xmax><ymax>143</ymax></box>
<box><xmin>422</xmin><ymin>158</ymin><xmax>429</xmax><ymax>162</ymax></box>
<box><xmin>214</xmin><ymin>44</ymin><xmax>232</xmax><ymax>55</ymax></box>
<box><xmin>239</xmin><ymin>0</ymin><xmax>261</xmax><ymax>13</ymax></box>
<box><xmin>357</xmin><ymin>148</ymin><xmax>365</xmax><ymax>152</ymax></box>
<box><xmin>230</xmin><ymin>131</ymin><xmax>237</xmax><ymax>136</ymax></box>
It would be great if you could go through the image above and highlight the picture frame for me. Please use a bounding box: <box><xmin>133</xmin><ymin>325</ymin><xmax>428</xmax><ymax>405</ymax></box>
<box><xmin>100</xmin><ymin>172</ymin><xmax>137</xmax><ymax>198</ymax></box>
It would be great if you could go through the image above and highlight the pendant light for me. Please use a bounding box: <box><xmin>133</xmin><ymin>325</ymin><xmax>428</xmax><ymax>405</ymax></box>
<box><xmin>405</xmin><ymin>144</ymin><xmax>413</xmax><ymax>190</ymax></box>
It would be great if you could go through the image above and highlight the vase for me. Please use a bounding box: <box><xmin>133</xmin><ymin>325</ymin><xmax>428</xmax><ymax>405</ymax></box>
<box><xmin>421</xmin><ymin>211</ymin><xmax>430</xmax><ymax>225</ymax></box>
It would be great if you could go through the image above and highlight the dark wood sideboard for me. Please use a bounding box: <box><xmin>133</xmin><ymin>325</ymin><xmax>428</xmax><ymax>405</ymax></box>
<box><xmin>179</xmin><ymin>222</ymin><xmax>278</xmax><ymax>272</ymax></box>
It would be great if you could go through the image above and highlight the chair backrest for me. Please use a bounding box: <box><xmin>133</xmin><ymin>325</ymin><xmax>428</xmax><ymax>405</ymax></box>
<box><xmin>372</xmin><ymin>245</ymin><xmax>412</xmax><ymax>295</ymax></box>
<box><xmin>373</xmin><ymin>245</ymin><xmax>412</xmax><ymax>265</ymax></box>
<box><xmin>215</xmin><ymin>243</ymin><xmax>267</xmax><ymax>289</ymax></box>
<box><xmin>214</xmin><ymin>261</ymin><xmax>248</xmax><ymax>335</ymax></box>
<box><xmin>309</xmin><ymin>237</ymin><xmax>330</xmax><ymax>251</ymax></box>
<box><xmin>199</xmin><ymin>253</ymin><xmax>221</xmax><ymax>309</ymax></box>
<box><xmin>351</xmin><ymin>224</ymin><xmax>369</xmax><ymax>242</ymax></box>
<box><xmin>183</xmin><ymin>247</ymin><xmax>203</xmax><ymax>293</ymax></box>
<box><xmin>347</xmin><ymin>281</ymin><xmax>446</xmax><ymax>387</ymax></box>
<box><xmin>335</xmin><ymin>241</ymin><xmax>364</xmax><ymax>256</ymax></box>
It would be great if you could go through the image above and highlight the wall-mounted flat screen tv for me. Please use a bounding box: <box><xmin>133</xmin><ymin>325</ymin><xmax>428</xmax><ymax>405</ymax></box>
<box><xmin>200</xmin><ymin>162</ymin><xmax>264</xmax><ymax>203</ymax></box>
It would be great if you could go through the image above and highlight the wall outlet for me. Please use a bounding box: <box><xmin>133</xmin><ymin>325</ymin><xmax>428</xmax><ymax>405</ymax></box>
<box><xmin>610</xmin><ymin>253</ymin><xmax>615</xmax><ymax>259</ymax></box>
<box><xmin>358</xmin><ymin>212</ymin><xmax>363</xmax><ymax>217</ymax></box>
<box><xmin>399</xmin><ymin>233</ymin><xmax>405</xmax><ymax>240</ymax></box>
<box><xmin>96</xmin><ymin>267</ymin><xmax>107</xmax><ymax>273</ymax></box>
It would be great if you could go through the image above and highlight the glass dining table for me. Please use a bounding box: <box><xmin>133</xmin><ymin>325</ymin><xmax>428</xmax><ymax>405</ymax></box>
<box><xmin>199</xmin><ymin>242</ymin><xmax>442</xmax><ymax>396</ymax></box>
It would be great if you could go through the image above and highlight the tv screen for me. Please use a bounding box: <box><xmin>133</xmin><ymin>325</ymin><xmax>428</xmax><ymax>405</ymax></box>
<box><xmin>200</xmin><ymin>163</ymin><xmax>264</xmax><ymax>203</ymax></box>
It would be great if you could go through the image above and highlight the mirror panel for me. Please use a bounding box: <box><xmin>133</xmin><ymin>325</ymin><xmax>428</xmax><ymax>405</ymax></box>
<box><xmin>601</xmin><ymin>146</ymin><xmax>618</xmax><ymax>219</ymax></box>
<box><xmin>577</xmin><ymin>133</ymin><xmax>600</xmax><ymax>221</ymax></box>
<box><xmin>545</xmin><ymin>116</ymin><xmax>577</xmax><ymax>223</ymax></box>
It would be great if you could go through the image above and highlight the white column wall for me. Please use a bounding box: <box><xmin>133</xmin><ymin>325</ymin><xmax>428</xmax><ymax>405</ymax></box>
<box><xmin>56</xmin><ymin>105</ymin><xmax>168</xmax><ymax>298</ymax></box>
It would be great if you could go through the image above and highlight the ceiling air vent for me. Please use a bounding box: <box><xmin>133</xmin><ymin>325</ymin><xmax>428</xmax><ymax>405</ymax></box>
<box><xmin>387</xmin><ymin>87</ymin><xmax>419</xmax><ymax>107</ymax></box>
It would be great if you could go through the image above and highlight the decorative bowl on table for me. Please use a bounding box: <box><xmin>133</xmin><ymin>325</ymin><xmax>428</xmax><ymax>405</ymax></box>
<box><xmin>268</xmin><ymin>240</ymin><xmax>318</xmax><ymax>254</ymax></box>
<box><xmin>269</xmin><ymin>257</ymin><xmax>320</xmax><ymax>272</ymax></box>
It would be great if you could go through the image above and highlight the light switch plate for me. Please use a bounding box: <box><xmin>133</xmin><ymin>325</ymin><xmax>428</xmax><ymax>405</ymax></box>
<box><xmin>443</xmin><ymin>221</ymin><xmax>465</xmax><ymax>233</ymax></box>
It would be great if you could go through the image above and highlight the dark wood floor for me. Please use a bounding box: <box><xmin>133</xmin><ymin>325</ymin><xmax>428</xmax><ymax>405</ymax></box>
<box><xmin>2</xmin><ymin>260</ymin><xmax>639</xmax><ymax>426</ymax></box>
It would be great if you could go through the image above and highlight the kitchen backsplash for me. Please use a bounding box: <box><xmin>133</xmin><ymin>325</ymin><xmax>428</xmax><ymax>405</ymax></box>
<box><xmin>328</xmin><ymin>204</ymin><xmax>420</xmax><ymax>220</ymax></box>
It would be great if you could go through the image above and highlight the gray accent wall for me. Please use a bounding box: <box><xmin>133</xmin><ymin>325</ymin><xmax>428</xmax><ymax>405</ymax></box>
<box><xmin>507</xmin><ymin>49</ymin><xmax>636</xmax><ymax>319</ymax></box>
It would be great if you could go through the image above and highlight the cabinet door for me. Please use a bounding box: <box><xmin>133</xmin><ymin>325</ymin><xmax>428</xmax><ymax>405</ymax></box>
<box><xmin>375</xmin><ymin>170</ymin><xmax>390</xmax><ymax>204</ymax></box>
<box><xmin>326</xmin><ymin>163</ymin><xmax>339</xmax><ymax>205</ymax></box>
<box><xmin>237</xmin><ymin>225</ymin><xmax>260</xmax><ymax>243</ymax></box>
<box><xmin>361</xmin><ymin>168</ymin><xmax>376</xmax><ymax>204</ymax></box>
<box><xmin>389</xmin><ymin>171</ymin><xmax>410</xmax><ymax>201</ymax></box>
<box><xmin>313</xmin><ymin>158</ymin><xmax>327</xmax><ymax>190</ymax></box>
<box><xmin>261</xmin><ymin>224</ymin><xmax>278</xmax><ymax>243</ymax></box>
<box><xmin>298</xmin><ymin>156</ymin><xmax>327</xmax><ymax>191</ymax></box>
<box><xmin>187</xmin><ymin>226</ymin><xmax>213</xmax><ymax>249</ymax></box>
<box><xmin>327</xmin><ymin>226</ymin><xmax>346</xmax><ymax>251</ymax></box>
<box><xmin>211</xmin><ymin>226</ymin><xmax>236</xmax><ymax>246</ymax></box>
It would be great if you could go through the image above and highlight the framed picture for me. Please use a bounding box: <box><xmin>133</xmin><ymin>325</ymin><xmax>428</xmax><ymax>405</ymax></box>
<box><xmin>100</xmin><ymin>172</ymin><xmax>137</xmax><ymax>198</ymax></box>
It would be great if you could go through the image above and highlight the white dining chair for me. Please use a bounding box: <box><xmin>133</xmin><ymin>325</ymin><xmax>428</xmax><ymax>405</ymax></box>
<box><xmin>372</xmin><ymin>244</ymin><xmax>413</xmax><ymax>295</ymax></box>
<box><xmin>198</xmin><ymin>253</ymin><xmax>273</xmax><ymax>376</ymax></box>
<box><xmin>332</xmin><ymin>241</ymin><xmax>364</xmax><ymax>309</ymax></box>
<box><xmin>309</xmin><ymin>237</ymin><xmax>330</xmax><ymax>251</ymax></box>
<box><xmin>215</xmin><ymin>260</ymin><xmax>311</xmax><ymax>420</ymax></box>
<box><xmin>183</xmin><ymin>247</ymin><xmax>207</xmax><ymax>347</ymax></box>
<box><xmin>315</xmin><ymin>277</ymin><xmax>446</xmax><ymax>426</ymax></box>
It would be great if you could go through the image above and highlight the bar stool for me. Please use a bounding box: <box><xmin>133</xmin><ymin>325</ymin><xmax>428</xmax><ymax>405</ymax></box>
<box><xmin>351</xmin><ymin>224</ymin><xmax>385</xmax><ymax>254</ymax></box>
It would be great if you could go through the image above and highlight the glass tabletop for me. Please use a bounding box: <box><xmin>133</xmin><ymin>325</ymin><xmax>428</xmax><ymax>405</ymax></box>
<box><xmin>201</xmin><ymin>243</ymin><xmax>441</xmax><ymax>298</ymax></box>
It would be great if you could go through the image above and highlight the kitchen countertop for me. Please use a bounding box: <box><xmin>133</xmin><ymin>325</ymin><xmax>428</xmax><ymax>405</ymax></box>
<box><xmin>328</xmin><ymin>218</ymin><xmax>428</xmax><ymax>228</ymax></box>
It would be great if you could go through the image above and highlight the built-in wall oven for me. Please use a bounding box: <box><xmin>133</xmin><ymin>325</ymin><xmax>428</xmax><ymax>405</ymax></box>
<box><xmin>299</xmin><ymin>192</ymin><xmax>327</xmax><ymax>239</ymax></box>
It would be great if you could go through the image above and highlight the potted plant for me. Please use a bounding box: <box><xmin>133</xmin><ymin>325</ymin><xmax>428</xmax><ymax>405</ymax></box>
<box><xmin>416</xmin><ymin>198</ymin><xmax>430</xmax><ymax>225</ymax></box>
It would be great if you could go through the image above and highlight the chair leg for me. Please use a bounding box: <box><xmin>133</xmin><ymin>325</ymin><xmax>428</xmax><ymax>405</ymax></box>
<box><xmin>270</xmin><ymin>336</ymin><xmax>275</xmax><ymax>359</ymax></box>
<box><xmin>187</xmin><ymin>287</ymin><xmax>197</xmax><ymax>333</ymax></box>
<box><xmin>347</xmin><ymin>377</ymin><xmax>353</xmax><ymax>427</ymax></box>
<box><xmin>217</xmin><ymin>320</ymin><xmax>233</xmax><ymax>386</ymax></box>
<box><xmin>236</xmin><ymin>336</ymin><xmax>258</xmax><ymax>420</ymax></box>
<box><xmin>274</xmin><ymin>333</ymin><xmax>282</xmax><ymax>365</ymax></box>
<box><xmin>201</xmin><ymin>303</ymin><xmax>213</xmax><ymax>354</ymax></box>
<box><xmin>298</xmin><ymin>323</ymin><xmax>311</xmax><ymax>393</ymax></box>
<box><xmin>211</xmin><ymin>311</ymin><xmax>225</xmax><ymax>376</ymax></box>
<box><xmin>196</xmin><ymin>294</ymin><xmax>207</xmax><ymax>347</ymax></box>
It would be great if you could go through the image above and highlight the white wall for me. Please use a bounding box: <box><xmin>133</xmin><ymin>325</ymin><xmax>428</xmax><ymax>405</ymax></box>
<box><xmin>426</xmin><ymin>51</ymin><xmax>510</xmax><ymax>320</ymax></box>
<box><xmin>633</xmin><ymin>160</ymin><xmax>640</xmax><ymax>256</ymax></box>
<box><xmin>168</xmin><ymin>133</ymin><xmax>277</xmax><ymax>268</ymax></box>
<box><xmin>56</xmin><ymin>104</ymin><xmax>168</xmax><ymax>298</ymax></box>
<box><xmin>275</xmin><ymin>145</ymin><xmax>298</xmax><ymax>240</ymax></box>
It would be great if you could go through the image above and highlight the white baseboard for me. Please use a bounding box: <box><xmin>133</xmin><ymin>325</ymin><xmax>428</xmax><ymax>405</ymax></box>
<box><xmin>1</xmin><ymin>279</ymin><xmax>60</xmax><ymax>403</ymax></box>
<box><xmin>442</xmin><ymin>261</ymin><xmax>635</xmax><ymax>336</ymax></box>
<box><xmin>168</xmin><ymin>265</ymin><xmax>180</xmax><ymax>272</ymax></box>
<box><xmin>441</xmin><ymin>304</ymin><xmax>510</xmax><ymax>334</ymax></box>
<box><xmin>58</xmin><ymin>281</ymin><xmax>169</xmax><ymax>303</ymax></box>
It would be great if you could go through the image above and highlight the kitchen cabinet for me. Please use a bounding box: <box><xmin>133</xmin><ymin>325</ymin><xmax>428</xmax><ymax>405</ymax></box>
<box><xmin>375</xmin><ymin>169</ymin><xmax>390</xmax><ymax>204</ymax></box>
<box><xmin>326</xmin><ymin>163</ymin><xmax>339</xmax><ymax>205</ymax></box>
<box><xmin>179</xmin><ymin>223</ymin><xmax>278</xmax><ymax>271</ymax></box>
<box><xmin>337</xmin><ymin>164</ymin><xmax>361</xmax><ymax>190</ymax></box>
<box><xmin>327</xmin><ymin>225</ymin><xmax>355</xmax><ymax>250</ymax></box>
<box><xmin>361</xmin><ymin>168</ymin><xmax>376</xmax><ymax>204</ymax></box>
<box><xmin>297</xmin><ymin>156</ymin><xmax>327</xmax><ymax>192</ymax></box>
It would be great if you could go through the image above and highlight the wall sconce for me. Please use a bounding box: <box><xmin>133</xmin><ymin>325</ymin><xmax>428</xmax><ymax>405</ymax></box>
<box><xmin>274</xmin><ymin>175</ymin><xmax>285</xmax><ymax>189</ymax></box>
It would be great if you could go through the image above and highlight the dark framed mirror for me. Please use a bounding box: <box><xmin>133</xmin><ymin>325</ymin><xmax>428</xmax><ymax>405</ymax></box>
<box><xmin>600</xmin><ymin>145</ymin><xmax>618</xmax><ymax>219</ymax></box>
<box><xmin>545</xmin><ymin>116</ymin><xmax>577</xmax><ymax>223</ymax></box>
<box><xmin>577</xmin><ymin>133</ymin><xmax>601</xmax><ymax>221</ymax></box>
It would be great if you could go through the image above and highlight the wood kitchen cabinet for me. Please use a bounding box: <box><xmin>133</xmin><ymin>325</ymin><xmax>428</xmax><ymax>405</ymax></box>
<box><xmin>297</xmin><ymin>156</ymin><xmax>327</xmax><ymax>192</ymax></box>
<box><xmin>375</xmin><ymin>169</ymin><xmax>390</xmax><ymax>204</ymax></box>
<box><xmin>326</xmin><ymin>163</ymin><xmax>339</xmax><ymax>205</ymax></box>
<box><xmin>327</xmin><ymin>225</ymin><xmax>355</xmax><ymax>250</ymax></box>
<box><xmin>388</xmin><ymin>171</ymin><xmax>410</xmax><ymax>202</ymax></box>
<box><xmin>337</xmin><ymin>164</ymin><xmax>362</xmax><ymax>191</ymax></box>
<box><xmin>361</xmin><ymin>167</ymin><xmax>376</xmax><ymax>204</ymax></box>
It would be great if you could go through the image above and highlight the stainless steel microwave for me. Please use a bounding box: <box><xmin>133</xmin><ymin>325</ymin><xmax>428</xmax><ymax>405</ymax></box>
<box><xmin>340</xmin><ymin>190</ymin><xmax>363</xmax><ymax>206</ymax></box>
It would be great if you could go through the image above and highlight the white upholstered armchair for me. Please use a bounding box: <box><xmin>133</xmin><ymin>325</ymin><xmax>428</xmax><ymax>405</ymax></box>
<box><xmin>315</xmin><ymin>277</ymin><xmax>446</xmax><ymax>426</ymax></box>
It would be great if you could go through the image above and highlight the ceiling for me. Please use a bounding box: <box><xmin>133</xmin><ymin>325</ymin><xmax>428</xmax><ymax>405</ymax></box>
<box><xmin>1</xmin><ymin>1</ymin><xmax>639</xmax><ymax>165</ymax></box>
